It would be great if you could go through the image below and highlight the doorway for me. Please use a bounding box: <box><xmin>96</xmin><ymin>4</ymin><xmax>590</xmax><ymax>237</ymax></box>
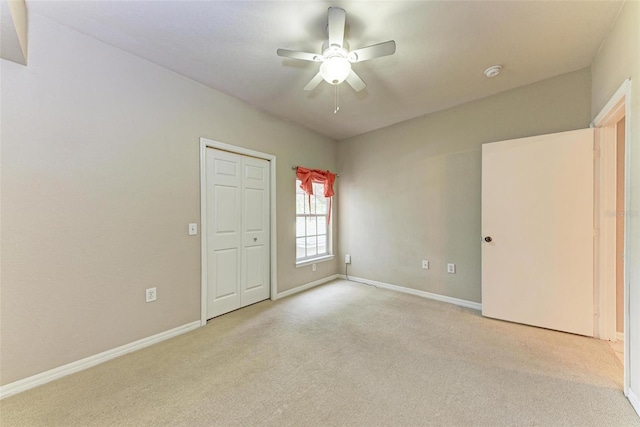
<box><xmin>199</xmin><ymin>138</ymin><xmax>278</xmax><ymax>323</ymax></box>
<box><xmin>615</xmin><ymin>116</ymin><xmax>625</xmax><ymax>345</ymax></box>
<box><xmin>480</xmin><ymin>78</ymin><xmax>631</xmax><ymax>396</ymax></box>
<box><xmin>591</xmin><ymin>79</ymin><xmax>630</xmax><ymax>395</ymax></box>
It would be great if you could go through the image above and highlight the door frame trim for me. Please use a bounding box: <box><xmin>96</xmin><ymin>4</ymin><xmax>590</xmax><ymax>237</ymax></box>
<box><xmin>590</xmin><ymin>78</ymin><xmax>631</xmax><ymax>395</ymax></box>
<box><xmin>199</xmin><ymin>138</ymin><xmax>277</xmax><ymax>325</ymax></box>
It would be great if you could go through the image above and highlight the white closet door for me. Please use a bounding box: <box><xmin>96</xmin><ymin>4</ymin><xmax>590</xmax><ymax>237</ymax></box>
<box><xmin>241</xmin><ymin>156</ymin><xmax>270</xmax><ymax>306</ymax></box>
<box><xmin>206</xmin><ymin>149</ymin><xmax>242</xmax><ymax>318</ymax></box>
<box><xmin>206</xmin><ymin>148</ymin><xmax>270</xmax><ymax>319</ymax></box>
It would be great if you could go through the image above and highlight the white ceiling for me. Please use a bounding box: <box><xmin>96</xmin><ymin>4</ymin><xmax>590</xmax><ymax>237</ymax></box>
<box><xmin>27</xmin><ymin>1</ymin><xmax>623</xmax><ymax>140</ymax></box>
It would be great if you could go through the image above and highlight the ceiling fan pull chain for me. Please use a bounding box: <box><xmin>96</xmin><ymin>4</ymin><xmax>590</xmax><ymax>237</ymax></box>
<box><xmin>334</xmin><ymin>84</ymin><xmax>340</xmax><ymax>114</ymax></box>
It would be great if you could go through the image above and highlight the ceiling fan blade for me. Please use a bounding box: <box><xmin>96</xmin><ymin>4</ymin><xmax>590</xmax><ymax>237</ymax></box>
<box><xmin>304</xmin><ymin>72</ymin><xmax>324</xmax><ymax>91</ymax></box>
<box><xmin>327</xmin><ymin>7</ymin><xmax>346</xmax><ymax>48</ymax></box>
<box><xmin>345</xmin><ymin>70</ymin><xmax>366</xmax><ymax>92</ymax></box>
<box><xmin>350</xmin><ymin>40</ymin><xmax>396</xmax><ymax>62</ymax></box>
<box><xmin>277</xmin><ymin>49</ymin><xmax>322</xmax><ymax>62</ymax></box>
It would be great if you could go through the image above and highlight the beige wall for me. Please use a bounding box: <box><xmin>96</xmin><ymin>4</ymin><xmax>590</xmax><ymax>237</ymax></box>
<box><xmin>0</xmin><ymin>15</ymin><xmax>337</xmax><ymax>385</ymax></box>
<box><xmin>591</xmin><ymin>0</ymin><xmax>640</xmax><ymax>401</ymax></box>
<box><xmin>337</xmin><ymin>68</ymin><xmax>591</xmax><ymax>303</ymax></box>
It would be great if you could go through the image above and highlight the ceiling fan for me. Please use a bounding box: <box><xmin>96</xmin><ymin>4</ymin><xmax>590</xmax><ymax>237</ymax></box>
<box><xmin>277</xmin><ymin>7</ymin><xmax>396</xmax><ymax>93</ymax></box>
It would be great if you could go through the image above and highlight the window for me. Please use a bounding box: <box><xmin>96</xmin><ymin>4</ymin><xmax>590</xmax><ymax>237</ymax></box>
<box><xmin>296</xmin><ymin>179</ymin><xmax>331</xmax><ymax>262</ymax></box>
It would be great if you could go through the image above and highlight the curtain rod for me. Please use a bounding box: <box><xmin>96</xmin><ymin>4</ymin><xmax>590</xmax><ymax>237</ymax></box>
<box><xmin>292</xmin><ymin>166</ymin><xmax>339</xmax><ymax>177</ymax></box>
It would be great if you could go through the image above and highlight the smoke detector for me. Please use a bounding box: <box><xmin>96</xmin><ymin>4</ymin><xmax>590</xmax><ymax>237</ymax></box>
<box><xmin>484</xmin><ymin>65</ymin><xmax>502</xmax><ymax>78</ymax></box>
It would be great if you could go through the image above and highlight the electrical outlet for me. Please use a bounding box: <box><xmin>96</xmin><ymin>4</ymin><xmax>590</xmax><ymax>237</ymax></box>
<box><xmin>312</xmin><ymin>263</ymin><xmax>317</xmax><ymax>272</ymax></box>
<box><xmin>447</xmin><ymin>263</ymin><xmax>456</xmax><ymax>274</ymax></box>
<box><xmin>422</xmin><ymin>260</ymin><xmax>429</xmax><ymax>269</ymax></box>
<box><xmin>345</xmin><ymin>254</ymin><xmax>351</xmax><ymax>264</ymax></box>
<box><xmin>146</xmin><ymin>287</ymin><xmax>157</xmax><ymax>303</ymax></box>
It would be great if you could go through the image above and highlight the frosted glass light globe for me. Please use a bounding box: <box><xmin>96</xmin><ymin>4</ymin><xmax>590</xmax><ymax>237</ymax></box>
<box><xmin>320</xmin><ymin>56</ymin><xmax>351</xmax><ymax>85</ymax></box>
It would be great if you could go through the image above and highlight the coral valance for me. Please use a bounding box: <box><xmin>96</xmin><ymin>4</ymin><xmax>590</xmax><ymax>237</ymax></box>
<box><xmin>296</xmin><ymin>166</ymin><xmax>337</xmax><ymax>223</ymax></box>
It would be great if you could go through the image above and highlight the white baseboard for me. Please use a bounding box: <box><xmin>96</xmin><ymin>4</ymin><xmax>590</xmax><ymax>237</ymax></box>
<box><xmin>0</xmin><ymin>320</ymin><xmax>201</xmax><ymax>400</ymax></box>
<box><xmin>275</xmin><ymin>274</ymin><xmax>339</xmax><ymax>300</ymax></box>
<box><xmin>617</xmin><ymin>331</ymin><xmax>624</xmax><ymax>342</ymax></box>
<box><xmin>629</xmin><ymin>388</ymin><xmax>640</xmax><ymax>418</ymax></box>
<box><xmin>337</xmin><ymin>275</ymin><xmax>482</xmax><ymax>311</ymax></box>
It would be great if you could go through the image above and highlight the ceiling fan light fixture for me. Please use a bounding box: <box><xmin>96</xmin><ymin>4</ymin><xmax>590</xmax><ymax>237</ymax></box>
<box><xmin>320</xmin><ymin>56</ymin><xmax>351</xmax><ymax>85</ymax></box>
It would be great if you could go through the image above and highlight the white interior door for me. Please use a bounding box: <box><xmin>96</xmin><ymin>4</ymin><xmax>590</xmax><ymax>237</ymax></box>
<box><xmin>240</xmin><ymin>156</ymin><xmax>270</xmax><ymax>306</ymax></box>
<box><xmin>481</xmin><ymin>128</ymin><xmax>595</xmax><ymax>336</ymax></box>
<box><xmin>207</xmin><ymin>149</ymin><xmax>242</xmax><ymax>318</ymax></box>
<box><xmin>206</xmin><ymin>148</ymin><xmax>270</xmax><ymax>318</ymax></box>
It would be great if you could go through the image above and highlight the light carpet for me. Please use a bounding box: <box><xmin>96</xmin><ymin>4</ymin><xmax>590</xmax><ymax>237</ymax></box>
<box><xmin>1</xmin><ymin>279</ymin><xmax>638</xmax><ymax>426</ymax></box>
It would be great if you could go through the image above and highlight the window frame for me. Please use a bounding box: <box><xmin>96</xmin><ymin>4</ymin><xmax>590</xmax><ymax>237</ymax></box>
<box><xmin>295</xmin><ymin>179</ymin><xmax>334</xmax><ymax>267</ymax></box>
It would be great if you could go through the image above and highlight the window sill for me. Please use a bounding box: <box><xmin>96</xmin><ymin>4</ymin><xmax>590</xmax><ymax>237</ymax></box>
<box><xmin>295</xmin><ymin>255</ymin><xmax>335</xmax><ymax>268</ymax></box>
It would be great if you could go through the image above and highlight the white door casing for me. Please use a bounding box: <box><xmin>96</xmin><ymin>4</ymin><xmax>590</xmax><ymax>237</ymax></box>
<box><xmin>590</xmin><ymin>78</ymin><xmax>631</xmax><ymax>397</ymax></box>
<box><xmin>481</xmin><ymin>128</ymin><xmax>595</xmax><ymax>337</ymax></box>
<box><xmin>205</xmin><ymin>147</ymin><xmax>271</xmax><ymax>319</ymax></box>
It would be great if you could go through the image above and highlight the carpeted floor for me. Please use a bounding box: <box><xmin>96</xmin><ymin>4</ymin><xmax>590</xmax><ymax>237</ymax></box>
<box><xmin>1</xmin><ymin>279</ymin><xmax>638</xmax><ymax>426</ymax></box>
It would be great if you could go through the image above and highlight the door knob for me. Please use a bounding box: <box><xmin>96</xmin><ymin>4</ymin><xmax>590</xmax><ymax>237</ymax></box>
<box><xmin>484</xmin><ymin>236</ymin><xmax>492</xmax><ymax>243</ymax></box>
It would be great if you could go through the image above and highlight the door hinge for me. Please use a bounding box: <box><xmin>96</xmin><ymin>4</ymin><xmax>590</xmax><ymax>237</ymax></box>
<box><xmin>594</xmin><ymin>149</ymin><xmax>600</xmax><ymax>159</ymax></box>
<box><xmin>593</xmin><ymin>227</ymin><xmax>599</xmax><ymax>237</ymax></box>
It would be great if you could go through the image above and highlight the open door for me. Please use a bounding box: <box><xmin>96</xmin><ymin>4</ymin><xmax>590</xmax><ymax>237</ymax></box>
<box><xmin>481</xmin><ymin>128</ymin><xmax>594</xmax><ymax>336</ymax></box>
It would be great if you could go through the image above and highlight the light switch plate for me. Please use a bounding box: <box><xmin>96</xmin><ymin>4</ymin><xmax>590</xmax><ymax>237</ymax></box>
<box><xmin>188</xmin><ymin>223</ymin><xmax>198</xmax><ymax>235</ymax></box>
